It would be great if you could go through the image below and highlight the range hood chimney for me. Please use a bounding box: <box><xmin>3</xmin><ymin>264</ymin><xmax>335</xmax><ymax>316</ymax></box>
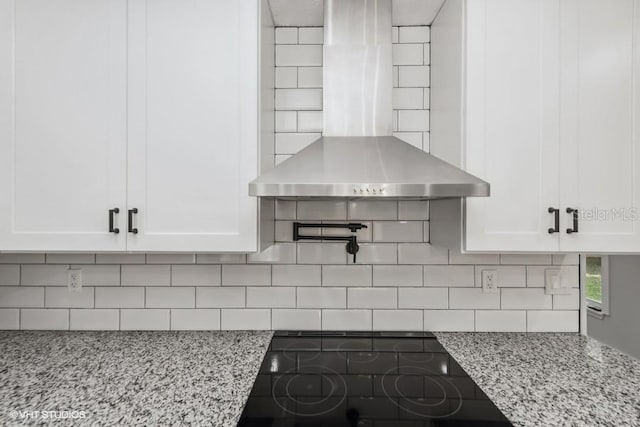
<box><xmin>249</xmin><ymin>0</ymin><xmax>490</xmax><ymax>200</ymax></box>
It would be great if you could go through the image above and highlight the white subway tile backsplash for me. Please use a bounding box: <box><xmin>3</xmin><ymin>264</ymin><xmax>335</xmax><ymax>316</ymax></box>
<box><xmin>500</xmin><ymin>254</ymin><xmax>552</xmax><ymax>265</ymax></box>
<box><xmin>398</xmin><ymin>244</ymin><xmax>448</xmax><ymax>265</ymax></box>
<box><xmin>297</xmin><ymin>111</ymin><xmax>323</xmax><ymax>132</ymax></box>
<box><xmin>298</xmin><ymin>27</ymin><xmax>323</xmax><ymax>44</ymax></box>
<box><xmin>450</xmin><ymin>288</ymin><xmax>500</xmax><ymax>309</ymax></box>
<box><xmin>449</xmin><ymin>251</ymin><xmax>500</xmax><ymax>265</ymax></box>
<box><xmin>398</xmin><ymin>288</ymin><xmax>448</xmax><ymax>309</ymax></box>
<box><xmin>398</xmin><ymin>110</ymin><xmax>429</xmax><ymax>131</ymax></box>
<box><xmin>355</xmin><ymin>244</ymin><xmax>397</xmax><ymax>264</ymax></box>
<box><xmin>276</xmin><ymin>45</ymin><xmax>322</xmax><ymax>66</ymax></box>
<box><xmin>297</xmin><ymin>243</ymin><xmax>346</xmax><ymax>264</ymax></box>
<box><xmin>527</xmin><ymin>310</ymin><xmax>578</xmax><ymax>332</ymax></box>
<box><xmin>46</xmin><ymin>253</ymin><xmax>95</xmax><ymax>264</ymax></box>
<box><xmin>423</xmin><ymin>266</ymin><xmax>474</xmax><ymax>287</ymax></box>
<box><xmin>0</xmin><ymin>309</ymin><xmax>19</xmax><ymax>329</ymax></box>
<box><xmin>423</xmin><ymin>44</ymin><xmax>430</xmax><ymax>65</ymax></box>
<box><xmin>222</xmin><ymin>265</ymin><xmax>271</xmax><ymax>286</ymax></box>
<box><xmin>276</xmin><ymin>89</ymin><xmax>322</xmax><ymax>110</ymax></box>
<box><xmin>121</xmin><ymin>309</ymin><xmax>170</xmax><ymax>330</ymax></box>
<box><xmin>196</xmin><ymin>254</ymin><xmax>246</xmax><ymax>264</ymax></box>
<box><xmin>275</xmin><ymin>27</ymin><xmax>297</xmax><ymax>44</ymax></box>
<box><xmin>70</xmin><ymin>309</ymin><xmax>119</xmax><ymax>330</ymax></box>
<box><xmin>272</xmin><ymin>309</ymin><xmax>321</xmax><ymax>330</ymax></box>
<box><xmin>393</xmin><ymin>65</ymin><xmax>399</xmax><ymax>87</ymax></box>
<box><xmin>73</xmin><ymin>265</ymin><xmax>120</xmax><ymax>286</ymax></box>
<box><xmin>172</xmin><ymin>265</ymin><xmax>220</xmax><ymax>286</ymax></box>
<box><xmin>392</xmin><ymin>44</ymin><xmax>423</xmax><ymax>65</ymax></box>
<box><xmin>322</xmin><ymin>265</ymin><xmax>372</xmax><ymax>286</ymax></box>
<box><xmin>322</xmin><ymin>309</ymin><xmax>372</xmax><ymax>331</ymax></box>
<box><xmin>275</xmin><ymin>200</ymin><xmax>296</xmax><ymax>220</ymax></box>
<box><xmin>276</xmin><ymin>111</ymin><xmax>297</xmax><ymax>132</ymax></box>
<box><xmin>501</xmin><ymin>289</ymin><xmax>552</xmax><ymax>310</ymax></box>
<box><xmin>0</xmin><ymin>265</ymin><xmax>19</xmax><ymax>285</ymax></box>
<box><xmin>398</xmin><ymin>201</ymin><xmax>430</xmax><ymax>220</ymax></box>
<box><xmin>348</xmin><ymin>201</ymin><xmax>397</xmax><ymax>220</ymax></box>
<box><xmin>272</xmin><ymin>265</ymin><xmax>321</xmax><ymax>286</ymax></box>
<box><xmin>552</xmin><ymin>254</ymin><xmax>580</xmax><ymax>265</ymax></box>
<box><xmin>0</xmin><ymin>254</ymin><xmax>45</xmax><ymax>264</ymax></box>
<box><xmin>96</xmin><ymin>254</ymin><xmax>145</xmax><ymax>264</ymax></box>
<box><xmin>275</xmin><ymin>133</ymin><xmax>321</xmax><ymax>154</ymax></box>
<box><xmin>423</xmin><ymin>310</ymin><xmax>474</xmax><ymax>332</ymax></box>
<box><xmin>146</xmin><ymin>287</ymin><xmax>195</xmax><ymax>308</ymax></box>
<box><xmin>474</xmin><ymin>266</ymin><xmax>526</xmax><ymax>287</ymax></box>
<box><xmin>171</xmin><ymin>309</ymin><xmax>220</xmax><ymax>330</ymax></box>
<box><xmin>527</xmin><ymin>266</ymin><xmax>579</xmax><ymax>288</ymax></box>
<box><xmin>21</xmin><ymin>265</ymin><xmax>67</xmax><ymax>285</ymax></box>
<box><xmin>196</xmin><ymin>287</ymin><xmax>245</xmax><ymax>308</ymax></box>
<box><xmin>247</xmin><ymin>287</ymin><xmax>296</xmax><ymax>308</ymax></box>
<box><xmin>297</xmin><ymin>67</ymin><xmax>322</xmax><ymax>88</ymax></box>
<box><xmin>275</xmin><ymin>67</ymin><xmax>297</xmax><ymax>88</ymax></box>
<box><xmin>298</xmin><ymin>287</ymin><xmax>346</xmax><ymax>308</ymax></box>
<box><xmin>373</xmin><ymin>310</ymin><xmax>422</xmax><ymax>331</ymax></box>
<box><xmin>21</xmin><ymin>309</ymin><xmax>68</xmax><ymax>330</ymax></box>
<box><xmin>553</xmin><ymin>289</ymin><xmax>579</xmax><ymax>310</ymax></box>
<box><xmin>392</xmin><ymin>26</ymin><xmax>399</xmax><ymax>43</ymax></box>
<box><xmin>221</xmin><ymin>309</ymin><xmax>271</xmax><ymax>330</ymax></box>
<box><xmin>122</xmin><ymin>265</ymin><xmax>170</xmax><ymax>286</ymax></box>
<box><xmin>322</xmin><ymin>221</ymin><xmax>372</xmax><ymax>242</ymax></box>
<box><xmin>398</xmin><ymin>66</ymin><xmax>430</xmax><ymax>88</ymax></box>
<box><xmin>373</xmin><ymin>265</ymin><xmax>422</xmax><ymax>287</ymax></box>
<box><xmin>393</xmin><ymin>87</ymin><xmax>423</xmax><ymax>109</ymax></box>
<box><xmin>373</xmin><ymin>221</ymin><xmax>423</xmax><ymax>242</ymax></box>
<box><xmin>45</xmin><ymin>287</ymin><xmax>94</xmax><ymax>308</ymax></box>
<box><xmin>399</xmin><ymin>26</ymin><xmax>430</xmax><ymax>43</ymax></box>
<box><xmin>423</xmin><ymin>89</ymin><xmax>430</xmax><ymax>109</ymax></box>
<box><xmin>0</xmin><ymin>287</ymin><xmax>43</xmax><ymax>307</ymax></box>
<box><xmin>146</xmin><ymin>254</ymin><xmax>195</xmax><ymax>264</ymax></box>
<box><xmin>476</xmin><ymin>310</ymin><xmax>526</xmax><ymax>332</ymax></box>
<box><xmin>348</xmin><ymin>288</ymin><xmax>397</xmax><ymax>309</ymax></box>
<box><xmin>95</xmin><ymin>287</ymin><xmax>144</xmax><ymax>308</ymax></box>
<box><xmin>297</xmin><ymin>201</ymin><xmax>347</xmax><ymax>220</ymax></box>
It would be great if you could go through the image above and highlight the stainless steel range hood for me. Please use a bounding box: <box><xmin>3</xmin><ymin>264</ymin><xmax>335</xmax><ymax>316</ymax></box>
<box><xmin>249</xmin><ymin>136</ymin><xmax>489</xmax><ymax>199</ymax></box>
<box><xmin>249</xmin><ymin>0</ymin><xmax>490</xmax><ymax>201</ymax></box>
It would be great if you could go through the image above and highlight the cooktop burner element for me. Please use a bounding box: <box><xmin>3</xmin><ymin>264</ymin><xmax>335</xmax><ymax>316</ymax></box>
<box><xmin>238</xmin><ymin>331</ymin><xmax>512</xmax><ymax>426</ymax></box>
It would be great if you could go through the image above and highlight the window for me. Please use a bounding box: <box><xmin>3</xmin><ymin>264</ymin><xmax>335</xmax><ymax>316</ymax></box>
<box><xmin>583</xmin><ymin>254</ymin><xmax>609</xmax><ymax>317</ymax></box>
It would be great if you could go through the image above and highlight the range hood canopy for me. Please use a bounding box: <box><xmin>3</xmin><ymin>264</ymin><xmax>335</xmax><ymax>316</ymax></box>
<box><xmin>249</xmin><ymin>0</ymin><xmax>490</xmax><ymax>201</ymax></box>
<box><xmin>249</xmin><ymin>137</ymin><xmax>489</xmax><ymax>200</ymax></box>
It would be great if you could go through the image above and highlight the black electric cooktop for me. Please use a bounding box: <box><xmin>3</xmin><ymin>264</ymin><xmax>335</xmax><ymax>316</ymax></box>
<box><xmin>238</xmin><ymin>331</ymin><xmax>512</xmax><ymax>426</ymax></box>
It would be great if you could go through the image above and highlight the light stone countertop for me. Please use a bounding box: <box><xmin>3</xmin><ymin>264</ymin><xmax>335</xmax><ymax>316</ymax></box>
<box><xmin>436</xmin><ymin>332</ymin><xmax>640</xmax><ymax>427</ymax></box>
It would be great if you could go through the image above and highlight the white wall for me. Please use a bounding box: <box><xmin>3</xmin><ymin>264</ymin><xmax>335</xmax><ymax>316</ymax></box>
<box><xmin>0</xmin><ymin>26</ymin><xmax>580</xmax><ymax>332</ymax></box>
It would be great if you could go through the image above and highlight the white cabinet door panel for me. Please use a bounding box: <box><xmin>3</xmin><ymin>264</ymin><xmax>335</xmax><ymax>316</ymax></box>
<box><xmin>560</xmin><ymin>0</ymin><xmax>640</xmax><ymax>252</ymax></box>
<box><xmin>464</xmin><ymin>0</ymin><xmax>561</xmax><ymax>252</ymax></box>
<box><xmin>126</xmin><ymin>0</ymin><xmax>258</xmax><ymax>252</ymax></box>
<box><xmin>0</xmin><ymin>0</ymin><xmax>127</xmax><ymax>251</ymax></box>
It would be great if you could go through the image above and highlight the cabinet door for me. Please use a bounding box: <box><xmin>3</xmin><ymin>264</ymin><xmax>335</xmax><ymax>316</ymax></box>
<box><xmin>126</xmin><ymin>0</ymin><xmax>258</xmax><ymax>252</ymax></box>
<box><xmin>559</xmin><ymin>0</ymin><xmax>640</xmax><ymax>252</ymax></box>
<box><xmin>464</xmin><ymin>0</ymin><xmax>561</xmax><ymax>251</ymax></box>
<box><xmin>0</xmin><ymin>0</ymin><xmax>127</xmax><ymax>251</ymax></box>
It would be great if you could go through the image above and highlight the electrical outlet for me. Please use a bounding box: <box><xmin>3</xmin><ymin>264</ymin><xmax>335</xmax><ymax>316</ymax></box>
<box><xmin>545</xmin><ymin>268</ymin><xmax>571</xmax><ymax>294</ymax></box>
<box><xmin>482</xmin><ymin>270</ymin><xmax>498</xmax><ymax>293</ymax></box>
<box><xmin>68</xmin><ymin>269</ymin><xmax>82</xmax><ymax>293</ymax></box>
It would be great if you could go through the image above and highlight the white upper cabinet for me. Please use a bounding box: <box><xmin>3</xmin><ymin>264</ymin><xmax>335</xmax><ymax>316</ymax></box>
<box><xmin>126</xmin><ymin>0</ymin><xmax>259</xmax><ymax>252</ymax></box>
<box><xmin>0</xmin><ymin>0</ymin><xmax>128</xmax><ymax>251</ymax></box>
<box><xmin>432</xmin><ymin>0</ymin><xmax>640</xmax><ymax>253</ymax></box>
<box><xmin>0</xmin><ymin>0</ymin><xmax>265</xmax><ymax>252</ymax></box>
<box><xmin>559</xmin><ymin>0</ymin><xmax>640</xmax><ymax>252</ymax></box>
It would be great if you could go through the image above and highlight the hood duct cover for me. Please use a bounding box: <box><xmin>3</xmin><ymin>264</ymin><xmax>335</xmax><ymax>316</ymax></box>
<box><xmin>249</xmin><ymin>0</ymin><xmax>490</xmax><ymax>200</ymax></box>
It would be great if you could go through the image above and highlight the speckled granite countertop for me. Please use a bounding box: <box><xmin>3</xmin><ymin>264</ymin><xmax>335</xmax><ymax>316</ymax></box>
<box><xmin>436</xmin><ymin>333</ymin><xmax>640</xmax><ymax>427</ymax></box>
<box><xmin>0</xmin><ymin>331</ymin><xmax>272</xmax><ymax>426</ymax></box>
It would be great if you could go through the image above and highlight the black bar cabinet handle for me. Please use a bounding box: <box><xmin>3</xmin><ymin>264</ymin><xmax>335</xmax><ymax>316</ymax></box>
<box><xmin>109</xmin><ymin>208</ymin><xmax>120</xmax><ymax>234</ymax></box>
<box><xmin>547</xmin><ymin>207</ymin><xmax>559</xmax><ymax>234</ymax></box>
<box><xmin>128</xmin><ymin>208</ymin><xmax>139</xmax><ymax>234</ymax></box>
<box><xmin>566</xmin><ymin>208</ymin><xmax>578</xmax><ymax>234</ymax></box>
